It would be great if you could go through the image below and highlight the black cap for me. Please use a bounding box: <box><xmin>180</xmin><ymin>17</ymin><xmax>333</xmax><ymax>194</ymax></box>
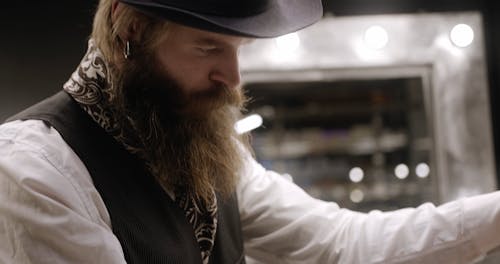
<box><xmin>119</xmin><ymin>0</ymin><xmax>323</xmax><ymax>38</ymax></box>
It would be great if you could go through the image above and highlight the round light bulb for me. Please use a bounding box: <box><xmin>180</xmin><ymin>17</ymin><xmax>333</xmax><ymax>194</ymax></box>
<box><xmin>450</xmin><ymin>24</ymin><xmax>474</xmax><ymax>48</ymax></box>
<box><xmin>364</xmin><ymin>25</ymin><xmax>389</xmax><ymax>50</ymax></box>
<box><xmin>350</xmin><ymin>189</ymin><xmax>364</xmax><ymax>203</ymax></box>
<box><xmin>275</xmin><ymin>33</ymin><xmax>301</xmax><ymax>53</ymax></box>
<box><xmin>349</xmin><ymin>167</ymin><xmax>364</xmax><ymax>183</ymax></box>
<box><xmin>395</xmin><ymin>164</ymin><xmax>410</xmax><ymax>179</ymax></box>
<box><xmin>416</xmin><ymin>163</ymin><xmax>430</xmax><ymax>178</ymax></box>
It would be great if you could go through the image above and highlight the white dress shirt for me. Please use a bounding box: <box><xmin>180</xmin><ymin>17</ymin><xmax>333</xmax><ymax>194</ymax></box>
<box><xmin>1</xmin><ymin>119</ymin><xmax>500</xmax><ymax>264</ymax></box>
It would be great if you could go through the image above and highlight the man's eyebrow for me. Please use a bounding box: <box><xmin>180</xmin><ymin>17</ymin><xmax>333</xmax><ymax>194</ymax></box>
<box><xmin>193</xmin><ymin>38</ymin><xmax>226</xmax><ymax>47</ymax></box>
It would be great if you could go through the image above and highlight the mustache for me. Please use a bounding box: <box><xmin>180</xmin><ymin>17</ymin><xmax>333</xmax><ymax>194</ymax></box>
<box><xmin>121</xmin><ymin>69</ymin><xmax>241</xmax><ymax>116</ymax></box>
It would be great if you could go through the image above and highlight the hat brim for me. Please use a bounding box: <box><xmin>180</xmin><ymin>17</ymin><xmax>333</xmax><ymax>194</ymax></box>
<box><xmin>120</xmin><ymin>0</ymin><xmax>323</xmax><ymax>38</ymax></box>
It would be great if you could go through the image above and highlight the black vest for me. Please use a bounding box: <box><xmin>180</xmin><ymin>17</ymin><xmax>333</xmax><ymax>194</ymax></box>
<box><xmin>7</xmin><ymin>91</ymin><xmax>245</xmax><ymax>264</ymax></box>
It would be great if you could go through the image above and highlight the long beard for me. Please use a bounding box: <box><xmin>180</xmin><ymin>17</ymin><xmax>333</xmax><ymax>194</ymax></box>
<box><xmin>111</xmin><ymin>53</ymin><xmax>248</xmax><ymax>203</ymax></box>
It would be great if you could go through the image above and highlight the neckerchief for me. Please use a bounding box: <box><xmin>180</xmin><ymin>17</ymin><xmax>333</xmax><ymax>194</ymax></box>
<box><xmin>63</xmin><ymin>39</ymin><xmax>217</xmax><ymax>264</ymax></box>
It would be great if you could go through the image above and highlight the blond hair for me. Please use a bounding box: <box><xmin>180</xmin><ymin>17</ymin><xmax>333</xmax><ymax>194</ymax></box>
<box><xmin>91</xmin><ymin>0</ymin><xmax>171</xmax><ymax>63</ymax></box>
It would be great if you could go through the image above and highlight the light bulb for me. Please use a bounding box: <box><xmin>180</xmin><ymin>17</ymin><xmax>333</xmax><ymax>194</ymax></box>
<box><xmin>349</xmin><ymin>167</ymin><xmax>364</xmax><ymax>183</ymax></box>
<box><xmin>364</xmin><ymin>25</ymin><xmax>389</xmax><ymax>50</ymax></box>
<box><xmin>450</xmin><ymin>24</ymin><xmax>474</xmax><ymax>48</ymax></box>
<box><xmin>416</xmin><ymin>163</ymin><xmax>430</xmax><ymax>178</ymax></box>
<box><xmin>395</xmin><ymin>164</ymin><xmax>409</xmax><ymax>179</ymax></box>
<box><xmin>234</xmin><ymin>114</ymin><xmax>263</xmax><ymax>134</ymax></box>
<box><xmin>350</xmin><ymin>189</ymin><xmax>364</xmax><ymax>203</ymax></box>
<box><xmin>275</xmin><ymin>33</ymin><xmax>301</xmax><ymax>53</ymax></box>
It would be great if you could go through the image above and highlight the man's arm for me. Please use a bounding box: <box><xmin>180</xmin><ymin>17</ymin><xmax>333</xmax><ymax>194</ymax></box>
<box><xmin>238</xmin><ymin>155</ymin><xmax>500</xmax><ymax>263</ymax></box>
<box><xmin>0</xmin><ymin>120</ymin><xmax>126</xmax><ymax>264</ymax></box>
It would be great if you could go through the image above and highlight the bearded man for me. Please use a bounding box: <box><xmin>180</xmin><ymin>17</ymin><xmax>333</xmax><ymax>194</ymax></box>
<box><xmin>2</xmin><ymin>0</ymin><xmax>500</xmax><ymax>263</ymax></box>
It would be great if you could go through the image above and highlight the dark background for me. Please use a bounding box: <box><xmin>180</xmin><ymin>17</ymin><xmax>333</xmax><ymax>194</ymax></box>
<box><xmin>1</xmin><ymin>0</ymin><xmax>499</xmax><ymax>185</ymax></box>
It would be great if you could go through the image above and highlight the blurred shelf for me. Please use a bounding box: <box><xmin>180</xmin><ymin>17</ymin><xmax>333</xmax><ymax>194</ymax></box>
<box><xmin>243</xmin><ymin>76</ymin><xmax>434</xmax><ymax>210</ymax></box>
<box><xmin>253</xmin><ymin>128</ymin><xmax>431</xmax><ymax>159</ymax></box>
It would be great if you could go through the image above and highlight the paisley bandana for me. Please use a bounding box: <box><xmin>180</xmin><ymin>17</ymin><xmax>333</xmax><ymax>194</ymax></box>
<box><xmin>63</xmin><ymin>39</ymin><xmax>217</xmax><ymax>264</ymax></box>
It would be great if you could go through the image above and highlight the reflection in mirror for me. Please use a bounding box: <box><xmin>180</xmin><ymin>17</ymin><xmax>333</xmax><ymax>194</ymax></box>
<box><xmin>240</xmin><ymin>12</ymin><xmax>495</xmax><ymax>207</ymax></box>
<box><xmin>244</xmin><ymin>77</ymin><xmax>435</xmax><ymax>211</ymax></box>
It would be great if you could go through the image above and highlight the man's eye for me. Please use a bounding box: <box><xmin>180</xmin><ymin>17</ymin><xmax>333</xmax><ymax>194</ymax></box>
<box><xmin>196</xmin><ymin>46</ymin><xmax>219</xmax><ymax>55</ymax></box>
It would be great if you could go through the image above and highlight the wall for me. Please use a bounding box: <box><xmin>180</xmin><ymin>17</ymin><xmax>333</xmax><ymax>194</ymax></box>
<box><xmin>0</xmin><ymin>1</ymin><xmax>95</xmax><ymax>120</ymax></box>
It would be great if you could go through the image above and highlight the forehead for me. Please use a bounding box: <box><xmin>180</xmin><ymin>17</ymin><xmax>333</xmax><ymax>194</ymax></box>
<box><xmin>167</xmin><ymin>23</ymin><xmax>254</xmax><ymax>47</ymax></box>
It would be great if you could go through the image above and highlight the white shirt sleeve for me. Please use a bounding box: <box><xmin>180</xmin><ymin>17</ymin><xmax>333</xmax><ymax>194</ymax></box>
<box><xmin>0</xmin><ymin>120</ymin><xmax>126</xmax><ymax>264</ymax></box>
<box><xmin>238</xmin><ymin>154</ymin><xmax>500</xmax><ymax>264</ymax></box>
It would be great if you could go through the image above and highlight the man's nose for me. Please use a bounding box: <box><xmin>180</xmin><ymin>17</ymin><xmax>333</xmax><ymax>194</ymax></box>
<box><xmin>209</xmin><ymin>52</ymin><xmax>241</xmax><ymax>89</ymax></box>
